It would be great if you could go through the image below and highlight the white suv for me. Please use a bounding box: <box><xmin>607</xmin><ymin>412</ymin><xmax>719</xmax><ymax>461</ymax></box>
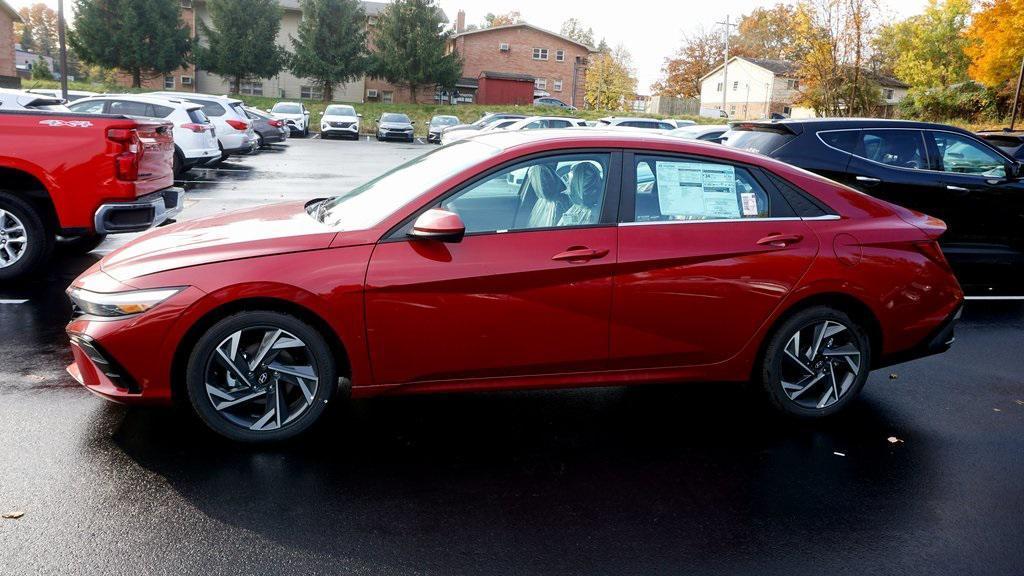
<box><xmin>596</xmin><ymin>117</ymin><xmax>676</xmax><ymax>131</ymax></box>
<box><xmin>320</xmin><ymin>104</ymin><xmax>361</xmax><ymax>140</ymax></box>
<box><xmin>148</xmin><ymin>91</ymin><xmax>258</xmax><ymax>161</ymax></box>
<box><xmin>68</xmin><ymin>94</ymin><xmax>220</xmax><ymax>176</ymax></box>
<box><xmin>270</xmin><ymin>102</ymin><xmax>311</xmax><ymax>137</ymax></box>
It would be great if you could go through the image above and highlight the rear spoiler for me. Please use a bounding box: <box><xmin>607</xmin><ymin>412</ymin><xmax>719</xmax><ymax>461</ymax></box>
<box><xmin>728</xmin><ymin>121</ymin><xmax>803</xmax><ymax>136</ymax></box>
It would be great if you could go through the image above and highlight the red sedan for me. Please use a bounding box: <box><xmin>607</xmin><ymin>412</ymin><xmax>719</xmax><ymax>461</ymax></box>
<box><xmin>66</xmin><ymin>131</ymin><xmax>963</xmax><ymax>442</ymax></box>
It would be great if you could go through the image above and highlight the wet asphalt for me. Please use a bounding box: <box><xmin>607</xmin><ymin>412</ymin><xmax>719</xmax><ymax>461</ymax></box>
<box><xmin>1</xmin><ymin>137</ymin><xmax>1023</xmax><ymax>575</ymax></box>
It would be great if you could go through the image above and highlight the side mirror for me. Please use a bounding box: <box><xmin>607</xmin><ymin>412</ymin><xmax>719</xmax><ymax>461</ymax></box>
<box><xmin>357</xmin><ymin>113</ymin><xmax>363</xmax><ymax>118</ymax></box>
<box><xmin>1012</xmin><ymin>161</ymin><xmax>1023</xmax><ymax>179</ymax></box>
<box><xmin>411</xmin><ymin>121</ymin><xmax>417</xmax><ymax>125</ymax></box>
<box><xmin>304</xmin><ymin>110</ymin><xmax>310</xmax><ymax>116</ymax></box>
<box><xmin>409</xmin><ymin>209</ymin><xmax>465</xmax><ymax>243</ymax></box>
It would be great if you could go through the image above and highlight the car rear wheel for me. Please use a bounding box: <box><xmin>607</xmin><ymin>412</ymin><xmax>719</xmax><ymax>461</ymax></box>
<box><xmin>256</xmin><ymin>133</ymin><xmax>265</xmax><ymax>149</ymax></box>
<box><xmin>759</xmin><ymin>306</ymin><xmax>871</xmax><ymax>418</ymax></box>
<box><xmin>186</xmin><ymin>311</ymin><xmax>336</xmax><ymax>442</ymax></box>
<box><xmin>0</xmin><ymin>191</ymin><xmax>53</xmax><ymax>281</ymax></box>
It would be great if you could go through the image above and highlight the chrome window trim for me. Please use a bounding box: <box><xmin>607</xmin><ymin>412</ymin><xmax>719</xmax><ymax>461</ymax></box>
<box><xmin>618</xmin><ymin>215</ymin><xmax>839</xmax><ymax>227</ymax></box>
<box><xmin>815</xmin><ymin>127</ymin><xmax>1011</xmax><ymax>178</ymax></box>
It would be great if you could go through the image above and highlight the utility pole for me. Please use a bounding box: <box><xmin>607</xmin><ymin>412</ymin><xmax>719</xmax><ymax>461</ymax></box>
<box><xmin>57</xmin><ymin>0</ymin><xmax>69</xmax><ymax>100</ymax></box>
<box><xmin>1010</xmin><ymin>56</ymin><xmax>1024</xmax><ymax>132</ymax></box>
<box><xmin>716</xmin><ymin>15</ymin><xmax>737</xmax><ymax>117</ymax></box>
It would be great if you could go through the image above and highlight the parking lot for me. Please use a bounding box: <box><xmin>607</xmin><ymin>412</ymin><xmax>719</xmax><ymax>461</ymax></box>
<box><xmin>1</xmin><ymin>137</ymin><xmax>1023</xmax><ymax>575</ymax></box>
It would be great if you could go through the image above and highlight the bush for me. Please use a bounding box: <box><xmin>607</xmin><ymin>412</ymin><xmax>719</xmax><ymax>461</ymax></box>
<box><xmin>30</xmin><ymin>60</ymin><xmax>54</xmax><ymax>81</ymax></box>
<box><xmin>898</xmin><ymin>82</ymin><xmax>1002</xmax><ymax>122</ymax></box>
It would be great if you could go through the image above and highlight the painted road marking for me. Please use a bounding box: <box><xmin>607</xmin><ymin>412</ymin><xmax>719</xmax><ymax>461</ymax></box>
<box><xmin>0</xmin><ymin>299</ymin><xmax>29</xmax><ymax>304</ymax></box>
<box><xmin>965</xmin><ymin>296</ymin><xmax>1024</xmax><ymax>301</ymax></box>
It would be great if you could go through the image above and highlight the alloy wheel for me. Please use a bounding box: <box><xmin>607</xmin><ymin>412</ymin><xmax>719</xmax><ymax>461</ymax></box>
<box><xmin>779</xmin><ymin>320</ymin><xmax>862</xmax><ymax>410</ymax></box>
<box><xmin>0</xmin><ymin>208</ymin><xmax>28</xmax><ymax>269</ymax></box>
<box><xmin>203</xmin><ymin>326</ymin><xmax>320</xmax><ymax>432</ymax></box>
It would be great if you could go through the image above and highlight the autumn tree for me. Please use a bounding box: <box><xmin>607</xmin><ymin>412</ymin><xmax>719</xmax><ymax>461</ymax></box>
<box><xmin>585</xmin><ymin>44</ymin><xmax>638</xmax><ymax>110</ymax></box>
<box><xmin>872</xmin><ymin>0</ymin><xmax>971</xmax><ymax>88</ymax></box>
<box><xmin>290</xmin><ymin>0</ymin><xmax>368</xmax><ymax>102</ymax></box>
<box><xmin>70</xmin><ymin>0</ymin><xmax>191</xmax><ymax>88</ymax></box>
<box><xmin>372</xmin><ymin>0</ymin><xmax>462</xmax><ymax>102</ymax></box>
<box><xmin>560</xmin><ymin>18</ymin><xmax>595</xmax><ymax>46</ymax></box>
<box><xmin>15</xmin><ymin>4</ymin><xmax>58</xmax><ymax>56</ymax></box>
<box><xmin>651</xmin><ymin>27</ymin><xmax>725</xmax><ymax>98</ymax></box>
<box><xmin>965</xmin><ymin>0</ymin><xmax>1024</xmax><ymax>88</ymax></box>
<box><xmin>196</xmin><ymin>0</ymin><xmax>286</xmax><ymax>94</ymax></box>
<box><xmin>734</xmin><ymin>3</ymin><xmax>815</xmax><ymax>61</ymax></box>
<box><xmin>483</xmin><ymin>11</ymin><xmax>521</xmax><ymax>28</ymax></box>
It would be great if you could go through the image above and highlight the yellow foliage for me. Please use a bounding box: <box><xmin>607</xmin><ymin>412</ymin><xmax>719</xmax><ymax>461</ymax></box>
<box><xmin>965</xmin><ymin>0</ymin><xmax>1024</xmax><ymax>87</ymax></box>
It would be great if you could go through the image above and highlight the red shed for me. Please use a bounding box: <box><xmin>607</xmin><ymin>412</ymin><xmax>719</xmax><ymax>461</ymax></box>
<box><xmin>476</xmin><ymin>71</ymin><xmax>536</xmax><ymax>105</ymax></box>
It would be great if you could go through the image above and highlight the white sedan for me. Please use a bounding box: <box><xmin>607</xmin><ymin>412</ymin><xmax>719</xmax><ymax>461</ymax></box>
<box><xmin>441</xmin><ymin>116</ymin><xmax>587</xmax><ymax>145</ymax></box>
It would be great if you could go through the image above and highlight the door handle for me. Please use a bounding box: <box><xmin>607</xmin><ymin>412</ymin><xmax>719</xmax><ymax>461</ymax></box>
<box><xmin>855</xmin><ymin>175</ymin><xmax>881</xmax><ymax>186</ymax></box>
<box><xmin>757</xmin><ymin>233</ymin><xmax>804</xmax><ymax>248</ymax></box>
<box><xmin>946</xmin><ymin>185</ymin><xmax>970</xmax><ymax>194</ymax></box>
<box><xmin>551</xmin><ymin>246</ymin><xmax>609</xmax><ymax>262</ymax></box>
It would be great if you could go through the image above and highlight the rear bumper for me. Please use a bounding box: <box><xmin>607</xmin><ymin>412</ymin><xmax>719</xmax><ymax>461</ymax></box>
<box><xmin>878</xmin><ymin>303</ymin><xmax>963</xmax><ymax>368</ymax></box>
<box><xmin>93</xmin><ymin>187</ymin><xmax>184</xmax><ymax>234</ymax></box>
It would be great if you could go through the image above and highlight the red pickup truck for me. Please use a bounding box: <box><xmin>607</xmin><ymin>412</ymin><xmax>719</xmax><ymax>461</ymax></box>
<box><xmin>0</xmin><ymin>109</ymin><xmax>183</xmax><ymax>280</ymax></box>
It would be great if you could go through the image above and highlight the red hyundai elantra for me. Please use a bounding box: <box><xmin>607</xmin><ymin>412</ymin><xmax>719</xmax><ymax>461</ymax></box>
<box><xmin>66</xmin><ymin>130</ymin><xmax>963</xmax><ymax>442</ymax></box>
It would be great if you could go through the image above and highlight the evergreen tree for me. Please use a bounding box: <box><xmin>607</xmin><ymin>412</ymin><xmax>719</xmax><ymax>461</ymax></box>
<box><xmin>30</xmin><ymin>58</ymin><xmax>54</xmax><ymax>81</ymax></box>
<box><xmin>289</xmin><ymin>0</ymin><xmax>368</xmax><ymax>102</ymax></box>
<box><xmin>196</xmin><ymin>0</ymin><xmax>285</xmax><ymax>94</ymax></box>
<box><xmin>371</xmin><ymin>0</ymin><xmax>461</xmax><ymax>102</ymax></box>
<box><xmin>69</xmin><ymin>0</ymin><xmax>190</xmax><ymax>88</ymax></box>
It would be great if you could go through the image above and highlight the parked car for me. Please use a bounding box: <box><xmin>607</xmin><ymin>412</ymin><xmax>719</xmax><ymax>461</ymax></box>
<box><xmin>534</xmin><ymin>97</ymin><xmax>578</xmax><ymax>111</ymax></box>
<box><xmin>66</xmin><ymin>130</ymin><xmax>962</xmax><ymax>442</ymax></box>
<box><xmin>244</xmin><ymin>107</ymin><xmax>289</xmax><ymax>148</ymax></box>
<box><xmin>440</xmin><ymin>113</ymin><xmax>528</xmax><ymax>139</ymax></box>
<box><xmin>723</xmin><ymin>118</ymin><xmax>1024</xmax><ymax>293</ymax></box>
<box><xmin>375</xmin><ymin>113</ymin><xmax>415</xmax><ymax>142</ymax></box>
<box><xmin>669</xmin><ymin>124</ymin><xmax>730</xmax><ymax>142</ymax></box>
<box><xmin>0</xmin><ymin>88</ymin><xmax>68</xmax><ymax>111</ymax></box>
<box><xmin>1</xmin><ymin>103</ymin><xmax>180</xmax><ymax>279</ymax></box>
<box><xmin>596</xmin><ymin>117</ymin><xmax>676</xmax><ymax>131</ymax></box>
<box><xmin>149</xmin><ymin>91</ymin><xmax>258</xmax><ymax>162</ymax></box>
<box><xmin>427</xmin><ymin>115</ymin><xmax>460</xmax><ymax>143</ymax></box>
<box><xmin>440</xmin><ymin>117</ymin><xmax>522</xmax><ymax>145</ymax></box>
<box><xmin>700</xmin><ymin>108</ymin><xmax>730</xmax><ymax>119</ymax></box>
<box><xmin>68</xmin><ymin>94</ymin><xmax>220</xmax><ymax>177</ymax></box>
<box><xmin>319</xmin><ymin>104</ymin><xmax>361</xmax><ymax>140</ymax></box>
<box><xmin>667</xmin><ymin>119</ymin><xmax>697</xmax><ymax>128</ymax></box>
<box><xmin>977</xmin><ymin>130</ymin><xmax>1024</xmax><ymax>160</ymax></box>
<box><xmin>270</xmin><ymin>102</ymin><xmax>311</xmax><ymax>137</ymax></box>
<box><xmin>26</xmin><ymin>88</ymin><xmax>99</xmax><ymax>102</ymax></box>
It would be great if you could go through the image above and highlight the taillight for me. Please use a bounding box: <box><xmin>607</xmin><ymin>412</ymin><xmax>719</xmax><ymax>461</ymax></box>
<box><xmin>180</xmin><ymin>122</ymin><xmax>209</xmax><ymax>133</ymax></box>
<box><xmin>914</xmin><ymin>240</ymin><xmax>952</xmax><ymax>272</ymax></box>
<box><xmin>107</xmin><ymin>128</ymin><xmax>144</xmax><ymax>181</ymax></box>
<box><xmin>268</xmin><ymin>119</ymin><xmax>283</xmax><ymax>127</ymax></box>
<box><xmin>225</xmin><ymin>119</ymin><xmax>249</xmax><ymax>131</ymax></box>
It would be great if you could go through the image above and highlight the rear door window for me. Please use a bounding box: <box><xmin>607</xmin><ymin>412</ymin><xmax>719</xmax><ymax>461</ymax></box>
<box><xmin>858</xmin><ymin>129</ymin><xmax>927</xmax><ymax>169</ymax></box>
<box><xmin>68</xmin><ymin>100</ymin><xmax>107</xmax><ymax>114</ymax></box>
<box><xmin>818</xmin><ymin>130</ymin><xmax>859</xmax><ymax>153</ymax></box>
<box><xmin>108</xmin><ymin>100</ymin><xmax>151</xmax><ymax>117</ymax></box>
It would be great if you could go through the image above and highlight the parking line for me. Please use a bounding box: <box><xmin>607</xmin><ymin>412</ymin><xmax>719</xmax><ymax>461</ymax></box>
<box><xmin>964</xmin><ymin>296</ymin><xmax>1024</xmax><ymax>301</ymax></box>
<box><xmin>0</xmin><ymin>299</ymin><xmax>28</xmax><ymax>304</ymax></box>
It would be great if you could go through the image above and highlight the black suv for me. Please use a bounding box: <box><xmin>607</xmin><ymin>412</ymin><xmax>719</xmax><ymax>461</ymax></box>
<box><xmin>723</xmin><ymin>119</ymin><xmax>1024</xmax><ymax>293</ymax></box>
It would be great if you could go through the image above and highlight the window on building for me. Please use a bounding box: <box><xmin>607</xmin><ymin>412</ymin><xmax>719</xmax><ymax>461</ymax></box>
<box><xmin>533</xmin><ymin>48</ymin><xmax>549</xmax><ymax>60</ymax></box>
<box><xmin>300</xmin><ymin>85</ymin><xmax>323</xmax><ymax>100</ymax></box>
<box><xmin>729</xmin><ymin>104</ymin><xmax>737</xmax><ymax>115</ymax></box>
<box><xmin>716</xmin><ymin>82</ymin><xmax>723</xmax><ymax>92</ymax></box>
<box><xmin>786</xmin><ymin>79</ymin><xmax>800</xmax><ymax>90</ymax></box>
<box><xmin>555</xmin><ymin>50</ymin><xmax>565</xmax><ymax>61</ymax></box>
<box><xmin>240</xmin><ymin>81</ymin><xmax>263</xmax><ymax>96</ymax></box>
<box><xmin>382</xmin><ymin>90</ymin><xmax>394</xmax><ymax>103</ymax></box>
<box><xmin>732</xmin><ymin>81</ymin><xmax>739</xmax><ymax>91</ymax></box>
<box><xmin>553</xmin><ymin>79</ymin><xmax>563</xmax><ymax>92</ymax></box>
<box><xmin>163</xmin><ymin>75</ymin><xmax>175</xmax><ymax>90</ymax></box>
<box><xmin>883</xmin><ymin>88</ymin><xmax>895</xmax><ymax>100</ymax></box>
<box><xmin>783</xmin><ymin>106</ymin><xmax>792</xmax><ymax>115</ymax></box>
<box><xmin>535</xmin><ymin>78</ymin><xmax>547</xmax><ymax>91</ymax></box>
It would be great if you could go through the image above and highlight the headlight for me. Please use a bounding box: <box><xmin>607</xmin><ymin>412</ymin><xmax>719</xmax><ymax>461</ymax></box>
<box><xmin>68</xmin><ymin>287</ymin><xmax>184</xmax><ymax>317</ymax></box>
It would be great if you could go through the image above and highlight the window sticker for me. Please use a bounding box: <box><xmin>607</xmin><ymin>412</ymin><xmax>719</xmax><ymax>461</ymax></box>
<box><xmin>741</xmin><ymin>192</ymin><xmax>759</xmax><ymax>216</ymax></box>
<box><xmin>655</xmin><ymin>161</ymin><xmax>739</xmax><ymax>219</ymax></box>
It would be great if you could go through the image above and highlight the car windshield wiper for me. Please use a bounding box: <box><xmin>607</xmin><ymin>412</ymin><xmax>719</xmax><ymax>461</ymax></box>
<box><xmin>313</xmin><ymin>199</ymin><xmax>331</xmax><ymax>223</ymax></box>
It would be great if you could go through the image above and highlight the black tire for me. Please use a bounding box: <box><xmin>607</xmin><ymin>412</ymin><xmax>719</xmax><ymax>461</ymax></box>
<box><xmin>256</xmin><ymin>133</ymin><xmax>265</xmax><ymax>149</ymax></box>
<box><xmin>56</xmin><ymin>233</ymin><xmax>106</xmax><ymax>255</ymax></box>
<box><xmin>302</xmin><ymin>127</ymin><xmax>309</xmax><ymax>138</ymax></box>
<box><xmin>172</xmin><ymin>150</ymin><xmax>184</xmax><ymax>179</ymax></box>
<box><xmin>185</xmin><ymin>311</ymin><xmax>337</xmax><ymax>443</ymax></box>
<box><xmin>758</xmin><ymin>305</ymin><xmax>872</xmax><ymax>419</ymax></box>
<box><xmin>0</xmin><ymin>190</ymin><xmax>54</xmax><ymax>281</ymax></box>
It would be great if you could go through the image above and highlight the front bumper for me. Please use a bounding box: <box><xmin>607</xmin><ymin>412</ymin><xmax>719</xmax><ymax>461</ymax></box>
<box><xmin>93</xmin><ymin>187</ymin><xmax>184</xmax><ymax>234</ymax></box>
<box><xmin>322</xmin><ymin>124</ymin><xmax>360</xmax><ymax>137</ymax></box>
<box><xmin>378</xmin><ymin>130</ymin><xmax>414</xmax><ymax>140</ymax></box>
<box><xmin>428</xmin><ymin>131</ymin><xmax>442</xmax><ymax>143</ymax></box>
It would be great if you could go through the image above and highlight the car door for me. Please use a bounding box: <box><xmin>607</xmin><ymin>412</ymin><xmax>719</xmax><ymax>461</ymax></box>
<box><xmin>364</xmin><ymin>151</ymin><xmax>621</xmax><ymax>385</ymax></box>
<box><xmin>923</xmin><ymin>129</ymin><xmax>1024</xmax><ymax>290</ymax></box>
<box><xmin>611</xmin><ymin>152</ymin><xmax>819</xmax><ymax>369</ymax></box>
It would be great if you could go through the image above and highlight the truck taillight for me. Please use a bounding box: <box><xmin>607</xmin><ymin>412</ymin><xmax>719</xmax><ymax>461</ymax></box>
<box><xmin>225</xmin><ymin>119</ymin><xmax>249</xmax><ymax>131</ymax></box>
<box><xmin>181</xmin><ymin>122</ymin><xmax>209</xmax><ymax>133</ymax></box>
<box><xmin>107</xmin><ymin>128</ymin><xmax>144</xmax><ymax>181</ymax></box>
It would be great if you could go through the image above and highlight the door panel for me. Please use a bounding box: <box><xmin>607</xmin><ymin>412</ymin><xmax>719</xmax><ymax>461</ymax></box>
<box><xmin>612</xmin><ymin>220</ymin><xmax>818</xmax><ymax>369</ymax></box>
<box><xmin>365</xmin><ymin>228</ymin><xmax>617</xmax><ymax>384</ymax></box>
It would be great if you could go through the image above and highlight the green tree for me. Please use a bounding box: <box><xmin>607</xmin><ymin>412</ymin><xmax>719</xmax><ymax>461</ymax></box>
<box><xmin>196</xmin><ymin>0</ymin><xmax>285</xmax><ymax>94</ymax></box>
<box><xmin>30</xmin><ymin>58</ymin><xmax>54</xmax><ymax>80</ymax></box>
<box><xmin>69</xmin><ymin>0</ymin><xmax>191</xmax><ymax>88</ymax></box>
<box><xmin>289</xmin><ymin>0</ymin><xmax>368</xmax><ymax>102</ymax></box>
<box><xmin>372</xmin><ymin>0</ymin><xmax>462</xmax><ymax>102</ymax></box>
<box><xmin>873</xmin><ymin>0</ymin><xmax>971</xmax><ymax>88</ymax></box>
<box><xmin>585</xmin><ymin>44</ymin><xmax>637</xmax><ymax>110</ymax></box>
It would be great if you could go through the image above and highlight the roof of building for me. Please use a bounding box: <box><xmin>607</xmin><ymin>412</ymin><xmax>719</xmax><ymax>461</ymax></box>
<box><xmin>455</xmin><ymin>77</ymin><xmax>479</xmax><ymax>88</ymax></box>
<box><xmin>453</xmin><ymin>22</ymin><xmax>597</xmax><ymax>52</ymax></box>
<box><xmin>699</xmin><ymin>56</ymin><xmax>910</xmax><ymax>89</ymax></box>
<box><xmin>479</xmin><ymin>71</ymin><xmax>535</xmax><ymax>82</ymax></box>
<box><xmin>0</xmin><ymin>0</ymin><xmax>22</xmax><ymax>22</ymax></box>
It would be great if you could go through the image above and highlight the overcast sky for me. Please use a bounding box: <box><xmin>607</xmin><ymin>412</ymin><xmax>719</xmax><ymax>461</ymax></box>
<box><xmin>11</xmin><ymin>0</ymin><xmax>930</xmax><ymax>91</ymax></box>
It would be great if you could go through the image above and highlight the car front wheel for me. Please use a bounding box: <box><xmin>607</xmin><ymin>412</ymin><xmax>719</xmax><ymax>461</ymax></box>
<box><xmin>759</xmin><ymin>305</ymin><xmax>871</xmax><ymax>418</ymax></box>
<box><xmin>185</xmin><ymin>311</ymin><xmax>337</xmax><ymax>442</ymax></box>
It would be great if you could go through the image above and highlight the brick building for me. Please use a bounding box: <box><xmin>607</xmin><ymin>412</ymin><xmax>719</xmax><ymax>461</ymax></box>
<box><xmin>0</xmin><ymin>0</ymin><xmax>20</xmax><ymax>88</ymax></box>
<box><xmin>448</xmin><ymin>16</ymin><xmax>596</xmax><ymax>107</ymax></box>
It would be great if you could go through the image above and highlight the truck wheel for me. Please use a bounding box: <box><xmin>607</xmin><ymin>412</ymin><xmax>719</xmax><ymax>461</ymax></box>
<box><xmin>0</xmin><ymin>191</ymin><xmax>54</xmax><ymax>281</ymax></box>
<box><xmin>57</xmin><ymin>234</ymin><xmax>107</xmax><ymax>255</ymax></box>
<box><xmin>173</xmin><ymin>150</ymin><xmax>185</xmax><ymax>179</ymax></box>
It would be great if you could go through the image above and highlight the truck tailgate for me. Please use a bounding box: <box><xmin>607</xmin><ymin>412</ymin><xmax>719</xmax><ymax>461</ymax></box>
<box><xmin>133</xmin><ymin>120</ymin><xmax>175</xmax><ymax>196</ymax></box>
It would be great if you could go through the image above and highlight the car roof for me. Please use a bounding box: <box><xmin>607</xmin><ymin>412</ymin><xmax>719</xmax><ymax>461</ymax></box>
<box><xmin>80</xmin><ymin>93</ymin><xmax>201</xmax><ymax>110</ymax></box>
<box><xmin>149</xmin><ymin>91</ymin><xmax>243</xmax><ymax>105</ymax></box>
<box><xmin>0</xmin><ymin>88</ymin><xmax>64</xmax><ymax>108</ymax></box>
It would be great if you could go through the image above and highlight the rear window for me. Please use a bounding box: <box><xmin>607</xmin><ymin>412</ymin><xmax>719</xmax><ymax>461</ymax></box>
<box><xmin>229</xmin><ymin>102</ymin><xmax>247</xmax><ymax>118</ymax></box>
<box><xmin>724</xmin><ymin>128</ymin><xmax>796</xmax><ymax>155</ymax></box>
<box><xmin>187</xmin><ymin>99</ymin><xmax>225</xmax><ymax>117</ymax></box>
<box><xmin>188</xmin><ymin>108</ymin><xmax>210</xmax><ymax>124</ymax></box>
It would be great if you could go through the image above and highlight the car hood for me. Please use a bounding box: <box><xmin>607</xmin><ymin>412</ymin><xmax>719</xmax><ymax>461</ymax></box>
<box><xmin>274</xmin><ymin>113</ymin><xmax>305</xmax><ymax>121</ymax></box>
<box><xmin>380</xmin><ymin>122</ymin><xmax>412</xmax><ymax>129</ymax></box>
<box><xmin>100</xmin><ymin>201</ymin><xmax>339</xmax><ymax>281</ymax></box>
<box><xmin>324</xmin><ymin>115</ymin><xmax>359</xmax><ymax>122</ymax></box>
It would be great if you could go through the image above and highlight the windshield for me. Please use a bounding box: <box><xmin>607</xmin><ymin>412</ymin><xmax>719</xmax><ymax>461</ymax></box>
<box><xmin>431</xmin><ymin>116</ymin><xmax>459</xmax><ymax>126</ymax></box>
<box><xmin>381</xmin><ymin>113</ymin><xmax>410</xmax><ymax>123</ymax></box>
<box><xmin>317</xmin><ymin>140</ymin><xmax>500</xmax><ymax>230</ymax></box>
<box><xmin>272</xmin><ymin>103</ymin><xmax>302</xmax><ymax>114</ymax></box>
<box><xmin>326</xmin><ymin>105</ymin><xmax>356</xmax><ymax>116</ymax></box>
